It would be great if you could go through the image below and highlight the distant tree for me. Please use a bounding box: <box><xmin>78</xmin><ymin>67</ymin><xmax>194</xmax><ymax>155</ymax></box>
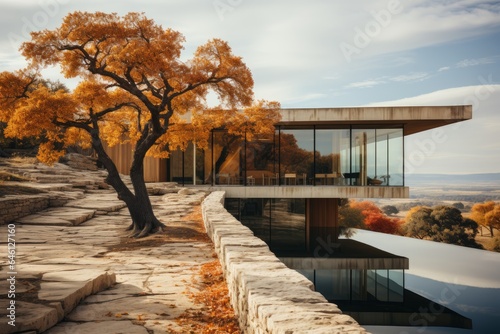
<box><xmin>470</xmin><ymin>201</ymin><xmax>500</xmax><ymax>237</ymax></box>
<box><xmin>451</xmin><ymin>202</ymin><xmax>465</xmax><ymax>210</ymax></box>
<box><xmin>402</xmin><ymin>206</ymin><xmax>433</xmax><ymax>239</ymax></box>
<box><xmin>338</xmin><ymin>200</ymin><xmax>365</xmax><ymax>237</ymax></box>
<box><xmin>350</xmin><ymin>200</ymin><xmax>402</xmax><ymax>235</ymax></box>
<box><xmin>382</xmin><ymin>205</ymin><xmax>399</xmax><ymax>216</ymax></box>
<box><xmin>403</xmin><ymin>205</ymin><xmax>482</xmax><ymax>249</ymax></box>
<box><xmin>485</xmin><ymin>205</ymin><xmax>500</xmax><ymax>235</ymax></box>
<box><xmin>487</xmin><ymin>236</ymin><xmax>500</xmax><ymax>252</ymax></box>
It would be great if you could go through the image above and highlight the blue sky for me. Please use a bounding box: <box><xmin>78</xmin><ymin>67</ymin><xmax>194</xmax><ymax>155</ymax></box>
<box><xmin>1</xmin><ymin>0</ymin><xmax>499</xmax><ymax>174</ymax></box>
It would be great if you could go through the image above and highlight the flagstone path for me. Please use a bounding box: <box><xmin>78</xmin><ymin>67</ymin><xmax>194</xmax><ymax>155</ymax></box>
<box><xmin>0</xmin><ymin>157</ymin><xmax>236</xmax><ymax>333</ymax></box>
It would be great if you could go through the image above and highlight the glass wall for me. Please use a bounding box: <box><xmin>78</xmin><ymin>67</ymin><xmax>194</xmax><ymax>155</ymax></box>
<box><xmin>315</xmin><ymin>129</ymin><xmax>350</xmax><ymax>185</ymax></box>
<box><xmin>212</xmin><ymin>130</ymin><xmax>245</xmax><ymax>185</ymax></box>
<box><xmin>227</xmin><ymin>198</ymin><xmax>306</xmax><ymax>251</ymax></box>
<box><xmin>279</xmin><ymin>127</ymin><xmax>314</xmax><ymax>185</ymax></box>
<box><xmin>245</xmin><ymin>133</ymin><xmax>276</xmax><ymax>185</ymax></box>
<box><xmin>350</xmin><ymin>128</ymin><xmax>403</xmax><ymax>186</ymax></box>
<box><xmin>167</xmin><ymin>142</ymin><xmax>204</xmax><ymax>185</ymax></box>
<box><xmin>168</xmin><ymin>126</ymin><xmax>404</xmax><ymax>187</ymax></box>
<box><xmin>300</xmin><ymin>269</ymin><xmax>404</xmax><ymax>303</ymax></box>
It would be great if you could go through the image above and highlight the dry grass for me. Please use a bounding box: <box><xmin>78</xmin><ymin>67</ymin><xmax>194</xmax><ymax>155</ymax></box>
<box><xmin>174</xmin><ymin>260</ymin><xmax>240</xmax><ymax>334</ymax></box>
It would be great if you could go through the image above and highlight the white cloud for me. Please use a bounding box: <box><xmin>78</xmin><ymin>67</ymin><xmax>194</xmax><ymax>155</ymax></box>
<box><xmin>388</xmin><ymin>72</ymin><xmax>430</xmax><ymax>82</ymax></box>
<box><xmin>438</xmin><ymin>66</ymin><xmax>450</xmax><ymax>72</ymax></box>
<box><xmin>331</xmin><ymin>0</ymin><xmax>500</xmax><ymax>62</ymax></box>
<box><xmin>282</xmin><ymin>93</ymin><xmax>328</xmax><ymax>105</ymax></box>
<box><xmin>456</xmin><ymin>57</ymin><xmax>496</xmax><ymax>68</ymax></box>
<box><xmin>345</xmin><ymin>79</ymin><xmax>386</xmax><ymax>89</ymax></box>
<box><xmin>344</xmin><ymin>72</ymin><xmax>431</xmax><ymax>90</ymax></box>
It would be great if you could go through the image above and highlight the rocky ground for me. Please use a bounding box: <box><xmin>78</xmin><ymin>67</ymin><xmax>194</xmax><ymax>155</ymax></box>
<box><xmin>0</xmin><ymin>155</ymin><xmax>239</xmax><ymax>333</ymax></box>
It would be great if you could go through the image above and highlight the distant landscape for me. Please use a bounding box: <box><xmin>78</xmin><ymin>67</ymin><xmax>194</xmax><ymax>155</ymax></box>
<box><xmin>369</xmin><ymin>173</ymin><xmax>500</xmax><ymax>251</ymax></box>
<box><xmin>406</xmin><ymin>173</ymin><xmax>500</xmax><ymax>203</ymax></box>
<box><xmin>385</xmin><ymin>172</ymin><xmax>500</xmax><ymax>203</ymax></box>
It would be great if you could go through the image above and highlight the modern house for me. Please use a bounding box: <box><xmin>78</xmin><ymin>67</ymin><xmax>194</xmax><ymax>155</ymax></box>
<box><xmin>107</xmin><ymin>105</ymin><xmax>473</xmax><ymax>328</ymax></box>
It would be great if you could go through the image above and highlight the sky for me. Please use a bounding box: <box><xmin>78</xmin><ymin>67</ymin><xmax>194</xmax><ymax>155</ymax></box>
<box><xmin>1</xmin><ymin>0</ymin><xmax>499</xmax><ymax>174</ymax></box>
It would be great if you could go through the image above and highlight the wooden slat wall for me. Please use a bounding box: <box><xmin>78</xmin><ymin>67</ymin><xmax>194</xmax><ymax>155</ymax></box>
<box><xmin>103</xmin><ymin>142</ymin><xmax>165</xmax><ymax>182</ymax></box>
<box><xmin>306</xmin><ymin>198</ymin><xmax>340</xmax><ymax>250</ymax></box>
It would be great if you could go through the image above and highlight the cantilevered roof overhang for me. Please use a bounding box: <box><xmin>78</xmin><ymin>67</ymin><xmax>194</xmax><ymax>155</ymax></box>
<box><xmin>277</xmin><ymin>105</ymin><xmax>472</xmax><ymax>136</ymax></box>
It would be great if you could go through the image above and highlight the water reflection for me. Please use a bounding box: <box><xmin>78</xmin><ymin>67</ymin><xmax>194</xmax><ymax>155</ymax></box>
<box><xmin>349</xmin><ymin>229</ymin><xmax>500</xmax><ymax>334</ymax></box>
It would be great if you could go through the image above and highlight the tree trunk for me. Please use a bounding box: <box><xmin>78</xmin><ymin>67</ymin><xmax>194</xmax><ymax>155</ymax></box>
<box><xmin>125</xmin><ymin>164</ymin><xmax>166</xmax><ymax>238</ymax></box>
<box><xmin>90</xmin><ymin>129</ymin><xmax>165</xmax><ymax>238</ymax></box>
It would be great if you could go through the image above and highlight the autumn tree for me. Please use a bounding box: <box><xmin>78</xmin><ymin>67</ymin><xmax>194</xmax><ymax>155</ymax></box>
<box><xmin>350</xmin><ymin>200</ymin><xmax>402</xmax><ymax>235</ymax></box>
<box><xmin>338</xmin><ymin>199</ymin><xmax>366</xmax><ymax>238</ymax></box>
<box><xmin>0</xmin><ymin>12</ymin><xmax>280</xmax><ymax>237</ymax></box>
<box><xmin>401</xmin><ymin>206</ymin><xmax>433</xmax><ymax>239</ymax></box>
<box><xmin>470</xmin><ymin>201</ymin><xmax>500</xmax><ymax>237</ymax></box>
<box><xmin>278</xmin><ymin>133</ymin><xmax>313</xmax><ymax>175</ymax></box>
<box><xmin>403</xmin><ymin>205</ymin><xmax>482</xmax><ymax>248</ymax></box>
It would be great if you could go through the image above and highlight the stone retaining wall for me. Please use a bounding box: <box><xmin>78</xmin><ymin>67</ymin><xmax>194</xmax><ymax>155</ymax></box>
<box><xmin>0</xmin><ymin>195</ymin><xmax>49</xmax><ymax>225</ymax></box>
<box><xmin>202</xmin><ymin>191</ymin><xmax>367</xmax><ymax>334</ymax></box>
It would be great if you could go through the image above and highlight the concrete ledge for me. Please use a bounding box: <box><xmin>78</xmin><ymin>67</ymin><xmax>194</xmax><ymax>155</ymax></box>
<box><xmin>202</xmin><ymin>191</ymin><xmax>368</xmax><ymax>333</ymax></box>
<box><xmin>207</xmin><ymin>185</ymin><xmax>409</xmax><ymax>199</ymax></box>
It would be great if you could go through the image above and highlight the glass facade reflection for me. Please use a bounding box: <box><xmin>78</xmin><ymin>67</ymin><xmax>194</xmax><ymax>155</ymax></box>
<box><xmin>167</xmin><ymin>126</ymin><xmax>404</xmax><ymax>187</ymax></box>
<box><xmin>297</xmin><ymin>269</ymin><xmax>405</xmax><ymax>303</ymax></box>
<box><xmin>226</xmin><ymin>197</ymin><xmax>406</xmax><ymax>303</ymax></box>
<box><xmin>225</xmin><ymin>198</ymin><xmax>306</xmax><ymax>251</ymax></box>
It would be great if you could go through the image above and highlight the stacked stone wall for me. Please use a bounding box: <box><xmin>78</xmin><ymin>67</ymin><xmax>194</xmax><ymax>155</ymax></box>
<box><xmin>0</xmin><ymin>195</ymin><xmax>49</xmax><ymax>225</ymax></box>
<box><xmin>202</xmin><ymin>191</ymin><xmax>367</xmax><ymax>334</ymax></box>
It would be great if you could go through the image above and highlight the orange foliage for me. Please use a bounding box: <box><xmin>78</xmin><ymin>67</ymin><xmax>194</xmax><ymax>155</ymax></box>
<box><xmin>471</xmin><ymin>201</ymin><xmax>500</xmax><ymax>235</ymax></box>
<box><xmin>350</xmin><ymin>200</ymin><xmax>402</xmax><ymax>234</ymax></box>
<box><xmin>175</xmin><ymin>260</ymin><xmax>240</xmax><ymax>334</ymax></box>
<box><xmin>0</xmin><ymin>11</ymin><xmax>280</xmax><ymax>164</ymax></box>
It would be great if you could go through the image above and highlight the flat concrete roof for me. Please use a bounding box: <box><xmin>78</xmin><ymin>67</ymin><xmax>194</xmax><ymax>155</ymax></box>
<box><xmin>205</xmin><ymin>185</ymin><xmax>409</xmax><ymax>199</ymax></box>
<box><xmin>278</xmin><ymin>105</ymin><xmax>472</xmax><ymax>136</ymax></box>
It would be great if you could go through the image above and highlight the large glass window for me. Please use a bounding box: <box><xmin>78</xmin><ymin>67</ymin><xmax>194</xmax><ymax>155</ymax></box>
<box><xmin>315</xmin><ymin>129</ymin><xmax>350</xmax><ymax>185</ymax></box>
<box><xmin>239</xmin><ymin>198</ymin><xmax>271</xmax><ymax>244</ymax></box>
<box><xmin>388</xmin><ymin>129</ymin><xmax>404</xmax><ymax>186</ymax></box>
<box><xmin>388</xmin><ymin>270</ymin><xmax>404</xmax><ymax>302</ymax></box>
<box><xmin>245</xmin><ymin>133</ymin><xmax>276</xmax><ymax>186</ymax></box>
<box><xmin>376</xmin><ymin>269</ymin><xmax>389</xmax><ymax>302</ymax></box>
<box><xmin>316</xmin><ymin>270</ymin><xmax>335</xmax><ymax>300</ymax></box>
<box><xmin>351</xmin><ymin>269</ymin><xmax>366</xmax><ymax>301</ymax></box>
<box><xmin>169</xmin><ymin>148</ymin><xmax>185</xmax><ymax>184</ymax></box>
<box><xmin>301</xmin><ymin>269</ymin><xmax>404</xmax><ymax>302</ymax></box>
<box><xmin>228</xmin><ymin>198</ymin><xmax>306</xmax><ymax>251</ymax></box>
<box><xmin>351</xmin><ymin>129</ymin><xmax>375</xmax><ymax>186</ymax></box>
<box><xmin>170</xmin><ymin>126</ymin><xmax>404</xmax><ymax>186</ymax></box>
<box><xmin>279</xmin><ymin>128</ymin><xmax>314</xmax><ymax>185</ymax></box>
<box><xmin>212</xmin><ymin>130</ymin><xmax>244</xmax><ymax>185</ymax></box>
<box><xmin>350</xmin><ymin>128</ymin><xmax>403</xmax><ymax>186</ymax></box>
<box><xmin>271</xmin><ymin>199</ymin><xmax>306</xmax><ymax>250</ymax></box>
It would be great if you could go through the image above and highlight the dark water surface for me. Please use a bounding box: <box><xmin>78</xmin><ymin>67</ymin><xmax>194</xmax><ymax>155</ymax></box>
<box><xmin>349</xmin><ymin>229</ymin><xmax>500</xmax><ymax>334</ymax></box>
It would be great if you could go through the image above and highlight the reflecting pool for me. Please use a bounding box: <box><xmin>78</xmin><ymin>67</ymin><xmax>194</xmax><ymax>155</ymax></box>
<box><xmin>349</xmin><ymin>229</ymin><xmax>500</xmax><ymax>334</ymax></box>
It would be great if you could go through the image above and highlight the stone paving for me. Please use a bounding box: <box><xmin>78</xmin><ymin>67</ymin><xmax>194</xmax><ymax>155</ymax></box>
<box><xmin>0</xmin><ymin>157</ymin><xmax>227</xmax><ymax>334</ymax></box>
